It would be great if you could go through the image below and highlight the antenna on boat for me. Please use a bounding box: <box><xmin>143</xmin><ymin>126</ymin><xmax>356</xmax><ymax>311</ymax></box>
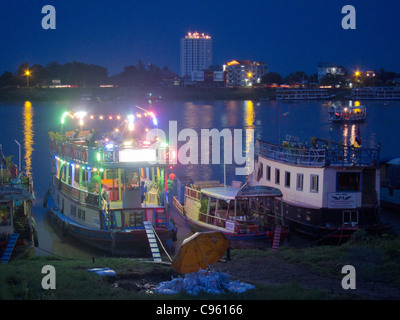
<box><xmin>223</xmin><ymin>163</ymin><xmax>226</xmax><ymax>187</ymax></box>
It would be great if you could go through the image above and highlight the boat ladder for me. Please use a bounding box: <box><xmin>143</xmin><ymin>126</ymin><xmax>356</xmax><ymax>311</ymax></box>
<box><xmin>1</xmin><ymin>233</ymin><xmax>19</xmax><ymax>264</ymax></box>
<box><xmin>271</xmin><ymin>225</ymin><xmax>282</xmax><ymax>252</ymax></box>
<box><xmin>143</xmin><ymin>221</ymin><xmax>162</xmax><ymax>263</ymax></box>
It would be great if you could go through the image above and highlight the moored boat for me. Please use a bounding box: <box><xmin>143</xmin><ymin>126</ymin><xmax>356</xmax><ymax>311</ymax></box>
<box><xmin>276</xmin><ymin>88</ymin><xmax>335</xmax><ymax>100</ymax></box>
<box><xmin>250</xmin><ymin>138</ymin><xmax>390</xmax><ymax>241</ymax></box>
<box><xmin>0</xmin><ymin>145</ymin><xmax>37</xmax><ymax>260</ymax></box>
<box><xmin>351</xmin><ymin>87</ymin><xmax>400</xmax><ymax>100</ymax></box>
<box><xmin>171</xmin><ymin>179</ymin><xmax>289</xmax><ymax>249</ymax></box>
<box><xmin>380</xmin><ymin>158</ymin><xmax>400</xmax><ymax>211</ymax></box>
<box><xmin>44</xmin><ymin>108</ymin><xmax>177</xmax><ymax>257</ymax></box>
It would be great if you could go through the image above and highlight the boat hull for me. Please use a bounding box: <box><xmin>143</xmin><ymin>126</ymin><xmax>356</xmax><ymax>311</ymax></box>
<box><xmin>46</xmin><ymin>193</ymin><xmax>175</xmax><ymax>256</ymax></box>
<box><xmin>266</xmin><ymin>197</ymin><xmax>390</xmax><ymax>242</ymax></box>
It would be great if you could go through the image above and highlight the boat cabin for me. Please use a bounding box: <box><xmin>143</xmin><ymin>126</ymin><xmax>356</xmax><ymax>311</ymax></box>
<box><xmin>183</xmin><ymin>185</ymin><xmax>283</xmax><ymax>234</ymax></box>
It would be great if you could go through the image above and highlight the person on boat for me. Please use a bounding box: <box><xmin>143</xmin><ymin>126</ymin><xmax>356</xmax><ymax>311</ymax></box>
<box><xmin>140</xmin><ymin>181</ymin><xmax>147</xmax><ymax>203</ymax></box>
<box><xmin>72</xmin><ymin>129</ymin><xmax>80</xmax><ymax>139</ymax></box>
<box><xmin>132</xmin><ymin>172</ymin><xmax>139</xmax><ymax>187</ymax></box>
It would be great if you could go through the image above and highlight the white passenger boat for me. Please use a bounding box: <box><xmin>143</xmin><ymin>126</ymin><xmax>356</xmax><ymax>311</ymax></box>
<box><xmin>249</xmin><ymin>138</ymin><xmax>389</xmax><ymax>241</ymax></box>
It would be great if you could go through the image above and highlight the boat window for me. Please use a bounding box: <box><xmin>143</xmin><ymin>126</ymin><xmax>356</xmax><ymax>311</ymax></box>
<box><xmin>126</xmin><ymin>211</ymin><xmax>144</xmax><ymax>227</ymax></box>
<box><xmin>266</xmin><ymin>166</ymin><xmax>271</xmax><ymax>181</ymax></box>
<box><xmin>336</xmin><ymin>172</ymin><xmax>361</xmax><ymax>192</ymax></box>
<box><xmin>78</xmin><ymin>208</ymin><xmax>85</xmax><ymax>221</ymax></box>
<box><xmin>296</xmin><ymin>173</ymin><xmax>304</xmax><ymax>191</ymax></box>
<box><xmin>275</xmin><ymin>169</ymin><xmax>280</xmax><ymax>185</ymax></box>
<box><xmin>285</xmin><ymin>171</ymin><xmax>291</xmax><ymax>188</ymax></box>
<box><xmin>343</xmin><ymin>210</ymin><xmax>358</xmax><ymax>226</ymax></box>
<box><xmin>310</xmin><ymin>175</ymin><xmax>319</xmax><ymax>193</ymax></box>
<box><xmin>70</xmin><ymin>205</ymin><xmax>76</xmax><ymax>217</ymax></box>
<box><xmin>114</xmin><ymin>211</ymin><xmax>122</xmax><ymax>228</ymax></box>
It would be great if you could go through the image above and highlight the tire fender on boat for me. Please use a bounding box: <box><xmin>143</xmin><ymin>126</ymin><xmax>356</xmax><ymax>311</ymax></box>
<box><xmin>61</xmin><ymin>221</ymin><xmax>70</xmax><ymax>236</ymax></box>
<box><xmin>172</xmin><ymin>226</ymin><xmax>178</xmax><ymax>242</ymax></box>
<box><xmin>43</xmin><ymin>189</ymin><xmax>50</xmax><ymax>208</ymax></box>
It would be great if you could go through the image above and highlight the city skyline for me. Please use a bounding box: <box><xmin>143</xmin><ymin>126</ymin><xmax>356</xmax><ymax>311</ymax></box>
<box><xmin>1</xmin><ymin>1</ymin><xmax>400</xmax><ymax>77</ymax></box>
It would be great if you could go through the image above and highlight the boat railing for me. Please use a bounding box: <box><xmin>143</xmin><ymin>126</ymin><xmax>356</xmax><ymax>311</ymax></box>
<box><xmin>172</xmin><ymin>196</ymin><xmax>184</xmax><ymax>214</ymax></box>
<box><xmin>50</xmin><ymin>137</ymin><xmax>173</xmax><ymax>165</ymax></box>
<box><xmin>56</xmin><ymin>176</ymin><xmax>100</xmax><ymax>208</ymax></box>
<box><xmin>185</xmin><ymin>187</ymin><xmax>202</xmax><ymax>201</ymax></box>
<box><xmin>256</xmin><ymin>140</ymin><xmax>380</xmax><ymax>167</ymax></box>
<box><xmin>198</xmin><ymin>211</ymin><xmax>227</xmax><ymax>227</ymax></box>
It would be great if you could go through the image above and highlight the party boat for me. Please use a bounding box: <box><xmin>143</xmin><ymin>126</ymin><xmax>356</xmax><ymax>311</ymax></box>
<box><xmin>0</xmin><ymin>145</ymin><xmax>37</xmax><ymax>263</ymax></box>
<box><xmin>328</xmin><ymin>103</ymin><xmax>367</xmax><ymax>123</ymax></box>
<box><xmin>171</xmin><ymin>180</ymin><xmax>289</xmax><ymax>249</ymax></box>
<box><xmin>44</xmin><ymin>108</ymin><xmax>177</xmax><ymax>256</ymax></box>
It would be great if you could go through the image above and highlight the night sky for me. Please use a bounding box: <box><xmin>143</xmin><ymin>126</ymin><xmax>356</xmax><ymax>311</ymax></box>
<box><xmin>1</xmin><ymin>0</ymin><xmax>400</xmax><ymax>77</ymax></box>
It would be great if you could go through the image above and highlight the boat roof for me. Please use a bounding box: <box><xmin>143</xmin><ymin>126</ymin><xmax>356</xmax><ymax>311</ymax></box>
<box><xmin>387</xmin><ymin>158</ymin><xmax>400</xmax><ymax>165</ymax></box>
<box><xmin>201</xmin><ymin>185</ymin><xmax>282</xmax><ymax>201</ymax></box>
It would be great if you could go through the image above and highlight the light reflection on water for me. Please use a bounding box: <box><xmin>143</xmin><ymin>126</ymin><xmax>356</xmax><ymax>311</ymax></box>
<box><xmin>23</xmin><ymin>101</ymin><xmax>34</xmax><ymax>180</ymax></box>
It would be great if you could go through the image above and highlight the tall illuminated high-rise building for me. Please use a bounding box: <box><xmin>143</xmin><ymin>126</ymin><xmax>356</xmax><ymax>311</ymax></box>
<box><xmin>180</xmin><ymin>31</ymin><xmax>212</xmax><ymax>77</ymax></box>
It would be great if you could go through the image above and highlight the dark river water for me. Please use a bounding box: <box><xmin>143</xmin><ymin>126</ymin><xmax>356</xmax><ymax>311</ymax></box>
<box><xmin>0</xmin><ymin>98</ymin><xmax>399</xmax><ymax>258</ymax></box>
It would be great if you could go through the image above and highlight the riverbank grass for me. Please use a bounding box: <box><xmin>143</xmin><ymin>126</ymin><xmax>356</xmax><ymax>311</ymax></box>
<box><xmin>1</xmin><ymin>235</ymin><xmax>399</xmax><ymax>300</ymax></box>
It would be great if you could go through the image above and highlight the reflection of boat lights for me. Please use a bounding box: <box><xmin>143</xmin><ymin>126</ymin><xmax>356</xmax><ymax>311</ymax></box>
<box><xmin>23</xmin><ymin>101</ymin><xmax>34</xmax><ymax>180</ymax></box>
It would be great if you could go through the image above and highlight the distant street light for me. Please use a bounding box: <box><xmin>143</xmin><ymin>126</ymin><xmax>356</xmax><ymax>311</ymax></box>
<box><xmin>25</xmin><ymin>70</ymin><xmax>31</xmax><ymax>87</ymax></box>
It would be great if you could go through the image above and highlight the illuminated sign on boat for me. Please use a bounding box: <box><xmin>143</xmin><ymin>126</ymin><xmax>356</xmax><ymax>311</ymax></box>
<box><xmin>119</xmin><ymin>149</ymin><xmax>157</xmax><ymax>163</ymax></box>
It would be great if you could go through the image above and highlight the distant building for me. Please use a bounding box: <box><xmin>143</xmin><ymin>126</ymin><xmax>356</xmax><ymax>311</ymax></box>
<box><xmin>318</xmin><ymin>63</ymin><xmax>346</xmax><ymax>82</ymax></box>
<box><xmin>223</xmin><ymin>60</ymin><xmax>268</xmax><ymax>86</ymax></box>
<box><xmin>180</xmin><ymin>32</ymin><xmax>212</xmax><ymax>78</ymax></box>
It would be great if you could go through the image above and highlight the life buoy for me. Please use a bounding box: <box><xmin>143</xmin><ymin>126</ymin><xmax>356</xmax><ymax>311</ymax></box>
<box><xmin>82</xmin><ymin>150</ymin><xmax>87</xmax><ymax>162</ymax></box>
